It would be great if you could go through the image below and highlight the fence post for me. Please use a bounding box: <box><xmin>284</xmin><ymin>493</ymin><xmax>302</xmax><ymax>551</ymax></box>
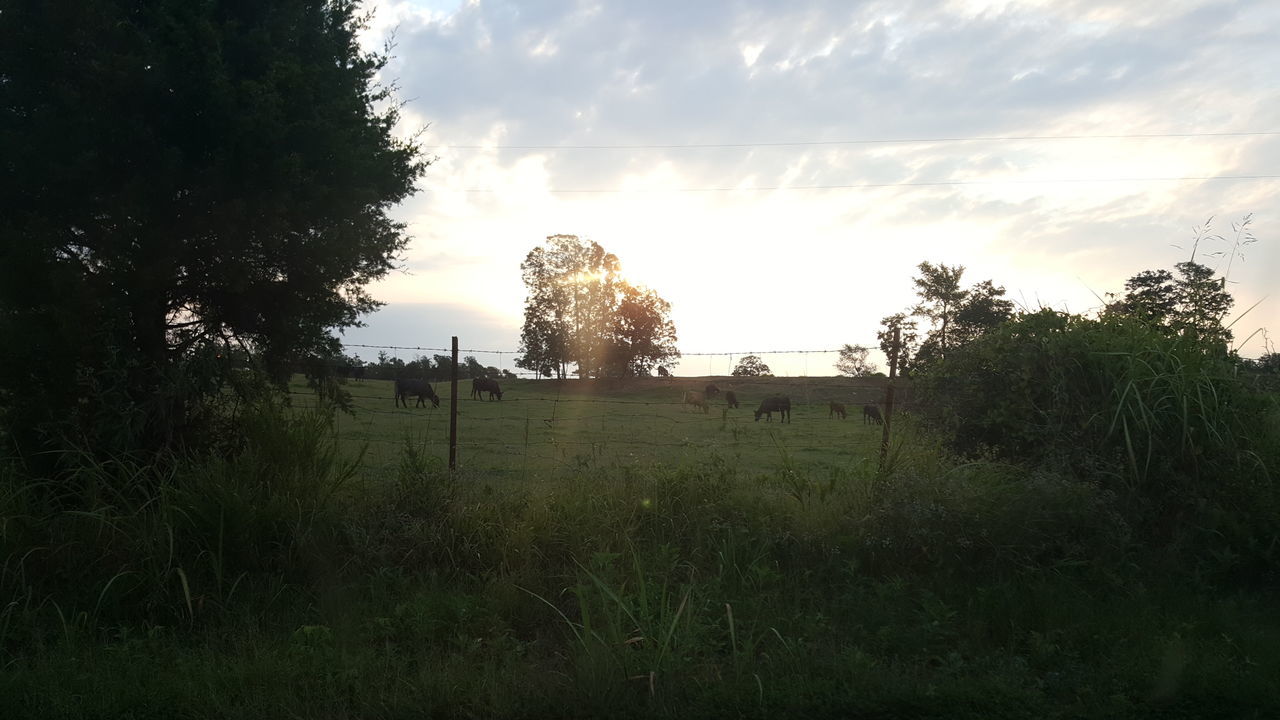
<box><xmin>449</xmin><ymin>335</ymin><xmax>459</xmax><ymax>471</ymax></box>
<box><xmin>878</xmin><ymin>327</ymin><xmax>899</xmax><ymax>471</ymax></box>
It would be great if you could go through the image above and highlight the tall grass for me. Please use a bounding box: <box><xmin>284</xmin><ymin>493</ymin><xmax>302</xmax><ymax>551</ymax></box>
<box><xmin>1</xmin><ymin>399</ymin><xmax>359</xmax><ymax>637</ymax></box>
<box><xmin>3</xmin><ymin>374</ymin><xmax>1278</xmax><ymax>717</ymax></box>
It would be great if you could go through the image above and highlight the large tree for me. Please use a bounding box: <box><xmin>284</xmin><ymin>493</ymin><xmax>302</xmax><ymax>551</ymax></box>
<box><xmin>731</xmin><ymin>355</ymin><xmax>772</xmax><ymax>377</ymax></box>
<box><xmin>1106</xmin><ymin>262</ymin><xmax>1234</xmax><ymax>347</ymax></box>
<box><xmin>834</xmin><ymin>344</ymin><xmax>878</xmax><ymax>377</ymax></box>
<box><xmin>608</xmin><ymin>283</ymin><xmax>679</xmax><ymax>377</ymax></box>
<box><xmin>911</xmin><ymin>261</ymin><xmax>968</xmax><ymax>360</ymax></box>
<box><xmin>516</xmin><ymin>235</ymin><xmax>678</xmax><ymax>378</ymax></box>
<box><xmin>0</xmin><ymin>1</ymin><xmax>426</xmax><ymax>455</ymax></box>
<box><xmin>910</xmin><ymin>264</ymin><xmax>1013</xmax><ymax>366</ymax></box>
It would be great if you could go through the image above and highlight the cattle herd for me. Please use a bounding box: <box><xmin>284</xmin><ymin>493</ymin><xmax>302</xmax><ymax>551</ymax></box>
<box><xmin>389</xmin><ymin>376</ymin><xmax>885</xmax><ymax>426</ymax></box>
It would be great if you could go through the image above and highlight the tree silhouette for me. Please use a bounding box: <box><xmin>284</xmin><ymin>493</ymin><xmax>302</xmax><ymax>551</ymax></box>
<box><xmin>732</xmin><ymin>355</ymin><xmax>773</xmax><ymax>377</ymax></box>
<box><xmin>0</xmin><ymin>1</ymin><xmax>426</xmax><ymax>457</ymax></box>
<box><xmin>517</xmin><ymin>235</ymin><xmax>678</xmax><ymax>378</ymax></box>
<box><xmin>835</xmin><ymin>344</ymin><xmax>878</xmax><ymax>377</ymax></box>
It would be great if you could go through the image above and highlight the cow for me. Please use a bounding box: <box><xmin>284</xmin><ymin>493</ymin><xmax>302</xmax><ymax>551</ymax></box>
<box><xmin>863</xmin><ymin>404</ymin><xmax>883</xmax><ymax>425</ymax></box>
<box><xmin>657</xmin><ymin>366</ymin><xmax>671</xmax><ymax>378</ymax></box>
<box><xmin>724</xmin><ymin>390</ymin><xmax>739</xmax><ymax>409</ymax></box>
<box><xmin>682</xmin><ymin>390</ymin><xmax>709</xmax><ymax>413</ymax></box>
<box><xmin>829</xmin><ymin>402</ymin><xmax>847</xmax><ymax>420</ymax></box>
<box><xmin>394</xmin><ymin>379</ymin><xmax>440</xmax><ymax>408</ymax></box>
<box><xmin>471</xmin><ymin>376</ymin><xmax>504</xmax><ymax>401</ymax></box>
<box><xmin>350</xmin><ymin>366</ymin><xmax>365</xmax><ymax>381</ymax></box>
<box><xmin>754</xmin><ymin>396</ymin><xmax>791</xmax><ymax>423</ymax></box>
<box><xmin>704</xmin><ymin>383</ymin><xmax>720</xmax><ymax>399</ymax></box>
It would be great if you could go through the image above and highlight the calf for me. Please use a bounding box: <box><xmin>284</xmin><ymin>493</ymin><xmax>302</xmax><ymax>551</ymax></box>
<box><xmin>754</xmin><ymin>396</ymin><xmax>791</xmax><ymax>423</ymax></box>
<box><xmin>394</xmin><ymin>379</ymin><xmax>440</xmax><ymax>408</ymax></box>
<box><xmin>682</xmin><ymin>390</ymin><xmax>709</xmax><ymax>413</ymax></box>
<box><xmin>471</xmin><ymin>377</ymin><xmax>504</xmax><ymax>401</ymax></box>
<box><xmin>724</xmin><ymin>390</ymin><xmax>739</xmax><ymax>409</ymax></box>
<box><xmin>863</xmin><ymin>404</ymin><xmax>883</xmax><ymax>425</ymax></box>
<box><xmin>829</xmin><ymin>402</ymin><xmax>847</xmax><ymax>420</ymax></box>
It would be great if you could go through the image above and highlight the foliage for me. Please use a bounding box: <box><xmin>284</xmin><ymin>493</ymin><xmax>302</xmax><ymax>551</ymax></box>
<box><xmin>910</xmin><ymin>264</ymin><xmax>1014</xmax><ymax>366</ymax></box>
<box><xmin>7</xmin><ymin>433</ymin><xmax>1280</xmax><ymax>717</ymax></box>
<box><xmin>910</xmin><ymin>261</ymin><xmax>968</xmax><ymax>359</ymax></box>
<box><xmin>0</xmin><ymin>0</ymin><xmax>426</xmax><ymax>459</ymax></box>
<box><xmin>731</xmin><ymin>355</ymin><xmax>772</xmax><ymax>377</ymax></box>
<box><xmin>1107</xmin><ymin>261</ymin><xmax>1235</xmax><ymax>347</ymax></box>
<box><xmin>517</xmin><ymin>235</ymin><xmax>678</xmax><ymax>379</ymax></box>
<box><xmin>834</xmin><ymin>344</ymin><xmax>878</xmax><ymax>377</ymax></box>
<box><xmin>1</xmin><ymin>398</ymin><xmax>357</xmax><ymax>629</ymax></box>
<box><xmin>913</xmin><ymin>309</ymin><xmax>1279</xmax><ymax>564</ymax></box>
<box><xmin>877</xmin><ymin>313</ymin><xmax>919</xmax><ymax>375</ymax></box>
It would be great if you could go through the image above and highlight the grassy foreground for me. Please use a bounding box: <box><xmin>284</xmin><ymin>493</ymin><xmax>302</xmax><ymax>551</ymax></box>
<box><xmin>3</xmin><ymin>378</ymin><xmax>1278</xmax><ymax>718</ymax></box>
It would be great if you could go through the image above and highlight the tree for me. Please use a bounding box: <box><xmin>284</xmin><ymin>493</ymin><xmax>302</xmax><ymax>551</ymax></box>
<box><xmin>0</xmin><ymin>1</ymin><xmax>425</xmax><ymax>457</ymax></box>
<box><xmin>1106</xmin><ymin>261</ymin><xmax>1234</xmax><ymax>347</ymax></box>
<box><xmin>517</xmin><ymin>235</ymin><xmax>678</xmax><ymax>378</ymax></box>
<box><xmin>732</xmin><ymin>355</ymin><xmax>772</xmax><ymax>377</ymax></box>
<box><xmin>835</xmin><ymin>344</ymin><xmax>878</xmax><ymax>377</ymax></box>
<box><xmin>608</xmin><ymin>283</ymin><xmax>679</xmax><ymax>377</ymax></box>
<box><xmin>950</xmin><ymin>280</ymin><xmax>1016</xmax><ymax>347</ymax></box>
<box><xmin>1107</xmin><ymin>269</ymin><xmax>1177</xmax><ymax>325</ymax></box>
<box><xmin>877</xmin><ymin>313</ymin><xmax>919</xmax><ymax>375</ymax></box>
<box><xmin>911</xmin><ymin>262</ymin><xmax>968</xmax><ymax>360</ymax></box>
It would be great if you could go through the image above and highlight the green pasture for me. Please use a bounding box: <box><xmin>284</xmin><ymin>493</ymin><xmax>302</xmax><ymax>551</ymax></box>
<box><xmin>291</xmin><ymin>376</ymin><xmax>899</xmax><ymax>481</ymax></box>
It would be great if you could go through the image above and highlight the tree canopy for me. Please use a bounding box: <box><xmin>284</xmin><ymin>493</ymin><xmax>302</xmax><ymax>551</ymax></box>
<box><xmin>732</xmin><ymin>355</ymin><xmax>772</xmax><ymax>377</ymax></box>
<box><xmin>835</xmin><ymin>344</ymin><xmax>878</xmax><ymax>377</ymax></box>
<box><xmin>516</xmin><ymin>235</ymin><xmax>678</xmax><ymax>378</ymax></box>
<box><xmin>0</xmin><ymin>0</ymin><xmax>426</xmax><ymax>457</ymax></box>
<box><xmin>1106</xmin><ymin>261</ymin><xmax>1235</xmax><ymax>347</ymax></box>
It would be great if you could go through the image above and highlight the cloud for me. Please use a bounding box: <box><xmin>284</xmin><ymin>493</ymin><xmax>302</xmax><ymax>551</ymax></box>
<box><xmin>356</xmin><ymin>0</ymin><xmax>1280</xmax><ymax>366</ymax></box>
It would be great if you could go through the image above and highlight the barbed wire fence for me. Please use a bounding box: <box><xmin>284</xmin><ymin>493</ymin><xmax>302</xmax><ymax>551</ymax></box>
<box><xmin>294</xmin><ymin>338</ymin><xmax>913</xmax><ymax>478</ymax></box>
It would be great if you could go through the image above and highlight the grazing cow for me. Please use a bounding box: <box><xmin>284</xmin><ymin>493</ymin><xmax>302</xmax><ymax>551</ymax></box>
<box><xmin>471</xmin><ymin>377</ymin><xmax>504</xmax><ymax>401</ymax></box>
<box><xmin>657</xmin><ymin>366</ymin><xmax>671</xmax><ymax>378</ymax></box>
<box><xmin>682</xmin><ymin>390</ymin><xmax>709</xmax><ymax>413</ymax></box>
<box><xmin>704</xmin><ymin>383</ymin><xmax>720</xmax><ymax>399</ymax></box>
<box><xmin>863</xmin><ymin>404</ymin><xmax>883</xmax><ymax>425</ymax></box>
<box><xmin>351</xmin><ymin>366</ymin><xmax>365</xmax><ymax>381</ymax></box>
<box><xmin>829</xmin><ymin>402</ymin><xmax>847</xmax><ymax>420</ymax></box>
<box><xmin>754</xmin><ymin>396</ymin><xmax>791</xmax><ymax>423</ymax></box>
<box><xmin>724</xmin><ymin>390</ymin><xmax>739</xmax><ymax>409</ymax></box>
<box><xmin>395</xmin><ymin>379</ymin><xmax>440</xmax><ymax>408</ymax></box>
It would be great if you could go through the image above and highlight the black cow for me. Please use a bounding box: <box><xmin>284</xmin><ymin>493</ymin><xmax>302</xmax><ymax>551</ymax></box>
<box><xmin>863</xmin><ymin>404</ymin><xmax>883</xmax><ymax>425</ymax></box>
<box><xmin>829</xmin><ymin>402</ymin><xmax>847</xmax><ymax>420</ymax></box>
<box><xmin>724</xmin><ymin>390</ymin><xmax>739</xmax><ymax>409</ymax></box>
<box><xmin>704</xmin><ymin>383</ymin><xmax>720</xmax><ymax>399</ymax></box>
<box><xmin>754</xmin><ymin>396</ymin><xmax>791</xmax><ymax>423</ymax></box>
<box><xmin>394</xmin><ymin>379</ymin><xmax>440</xmax><ymax>408</ymax></box>
<box><xmin>657</xmin><ymin>367</ymin><xmax>671</xmax><ymax>378</ymax></box>
<box><xmin>471</xmin><ymin>377</ymin><xmax>504</xmax><ymax>401</ymax></box>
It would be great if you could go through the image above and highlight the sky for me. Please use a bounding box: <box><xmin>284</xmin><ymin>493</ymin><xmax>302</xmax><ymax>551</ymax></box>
<box><xmin>340</xmin><ymin>0</ymin><xmax>1280</xmax><ymax>376</ymax></box>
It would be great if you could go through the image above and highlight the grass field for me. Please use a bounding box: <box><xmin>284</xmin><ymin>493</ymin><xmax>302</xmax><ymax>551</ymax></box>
<box><xmin>294</xmin><ymin>376</ymin><xmax>903</xmax><ymax>481</ymax></box>
<box><xmin>6</xmin><ymin>375</ymin><xmax>1278</xmax><ymax>718</ymax></box>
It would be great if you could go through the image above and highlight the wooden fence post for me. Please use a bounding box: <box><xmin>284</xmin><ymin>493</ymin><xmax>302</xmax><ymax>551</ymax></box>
<box><xmin>878</xmin><ymin>327</ymin><xmax>899</xmax><ymax>470</ymax></box>
<box><xmin>449</xmin><ymin>336</ymin><xmax>459</xmax><ymax>470</ymax></box>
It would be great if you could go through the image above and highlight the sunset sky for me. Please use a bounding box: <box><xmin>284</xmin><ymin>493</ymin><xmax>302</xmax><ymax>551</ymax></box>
<box><xmin>342</xmin><ymin>0</ymin><xmax>1279</xmax><ymax>376</ymax></box>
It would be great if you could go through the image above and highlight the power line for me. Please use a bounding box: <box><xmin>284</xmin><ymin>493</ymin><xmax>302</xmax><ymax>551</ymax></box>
<box><xmin>445</xmin><ymin>174</ymin><xmax>1280</xmax><ymax>194</ymax></box>
<box><xmin>434</xmin><ymin>130</ymin><xmax>1280</xmax><ymax>151</ymax></box>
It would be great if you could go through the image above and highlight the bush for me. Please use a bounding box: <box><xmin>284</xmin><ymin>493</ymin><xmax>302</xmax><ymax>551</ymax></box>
<box><xmin>912</xmin><ymin>310</ymin><xmax>1279</xmax><ymax>577</ymax></box>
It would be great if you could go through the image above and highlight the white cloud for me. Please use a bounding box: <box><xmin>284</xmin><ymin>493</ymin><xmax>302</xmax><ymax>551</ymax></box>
<box><xmin>355</xmin><ymin>0</ymin><xmax>1280</xmax><ymax>370</ymax></box>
